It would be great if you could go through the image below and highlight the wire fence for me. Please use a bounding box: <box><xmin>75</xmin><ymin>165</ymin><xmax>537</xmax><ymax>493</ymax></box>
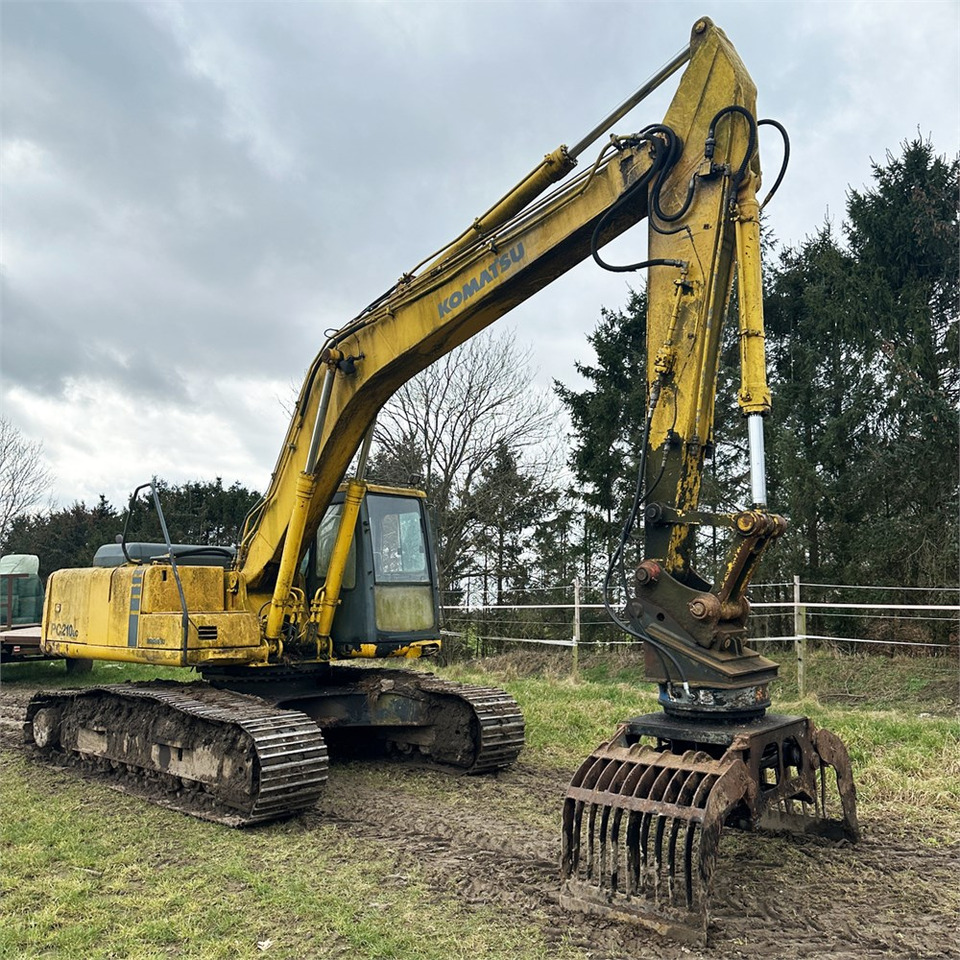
<box><xmin>440</xmin><ymin>576</ymin><xmax>960</xmax><ymax>708</ymax></box>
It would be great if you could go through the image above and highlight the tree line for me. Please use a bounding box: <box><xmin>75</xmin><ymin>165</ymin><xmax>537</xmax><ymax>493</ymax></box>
<box><xmin>551</xmin><ymin>139</ymin><xmax>955</xmax><ymax>581</ymax></box>
<box><xmin>2</xmin><ymin>480</ymin><xmax>260</xmax><ymax>578</ymax></box>
<box><xmin>2</xmin><ymin>139</ymin><xmax>956</xmax><ymax>646</ymax></box>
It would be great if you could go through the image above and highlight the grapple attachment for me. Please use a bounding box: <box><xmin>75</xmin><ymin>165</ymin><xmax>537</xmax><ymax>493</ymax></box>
<box><xmin>561</xmin><ymin>741</ymin><xmax>750</xmax><ymax>944</ymax></box>
<box><xmin>561</xmin><ymin>713</ymin><xmax>858</xmax><ymax>945</ymax></box>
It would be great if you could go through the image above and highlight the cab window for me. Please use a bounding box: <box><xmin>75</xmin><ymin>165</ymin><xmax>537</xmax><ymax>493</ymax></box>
<box><xmin>367</xmin><ymin>495</ymin><xmax>430</xmax><ymax>584</ymax></box>
<box><xmin>313</xmin><ymin>504</ymin><xmax>357</xmax><ymax>590</ymax></box>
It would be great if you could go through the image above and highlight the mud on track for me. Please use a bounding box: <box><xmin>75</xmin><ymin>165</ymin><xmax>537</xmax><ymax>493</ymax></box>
<box><xmin>3</xmin><ymin>682</ymin><xmax>958</xmax><ymax>960</ymax></box>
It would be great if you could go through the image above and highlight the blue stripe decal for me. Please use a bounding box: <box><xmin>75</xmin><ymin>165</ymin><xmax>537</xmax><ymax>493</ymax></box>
<box><xmin>127</xmin><ymin>569</ymin><xmax>145</xmax><ymax>647</ymax></box>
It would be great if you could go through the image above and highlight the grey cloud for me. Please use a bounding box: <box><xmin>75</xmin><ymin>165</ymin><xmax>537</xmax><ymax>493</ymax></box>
<box><xmin>1</xmin><ymin>1</ymin><xmax>956</xmax><ymax>506</ymax></box>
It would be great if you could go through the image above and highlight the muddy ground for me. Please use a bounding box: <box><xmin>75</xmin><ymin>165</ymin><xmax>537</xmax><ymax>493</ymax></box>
<box><xmin>2</xmin><ymin>682</ymin><xmax>958</xmax><ymax>960</ymax></box>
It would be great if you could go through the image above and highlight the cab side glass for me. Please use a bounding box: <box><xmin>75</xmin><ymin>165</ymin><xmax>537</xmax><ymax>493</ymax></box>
<box><xmin>314</xmin><ymin>504</ymin><xmax>357</xmax><ymax>590</ymax></box>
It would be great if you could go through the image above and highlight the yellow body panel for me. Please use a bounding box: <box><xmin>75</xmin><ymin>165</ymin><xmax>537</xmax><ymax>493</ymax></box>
<box><xmin>41</xmin><ymin>565</ymin><xmax>267</xmax><ymax>667</ymax></box>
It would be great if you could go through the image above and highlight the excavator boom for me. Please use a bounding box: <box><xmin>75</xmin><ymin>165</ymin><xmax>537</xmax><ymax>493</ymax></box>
<box><xmin>237</xmin><ymin>19</ymin><xmax>761</xmax><ymax>605</ymax></box>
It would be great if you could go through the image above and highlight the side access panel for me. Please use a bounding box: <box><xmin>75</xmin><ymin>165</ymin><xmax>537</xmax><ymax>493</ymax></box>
<box><xmin>42</xmin><ymin>566</ymin><xmax>265</xmax><ymax>666</ymax></box>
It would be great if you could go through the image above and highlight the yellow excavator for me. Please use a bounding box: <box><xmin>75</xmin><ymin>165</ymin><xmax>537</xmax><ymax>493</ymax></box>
<box><xmin>26</xmin><ymin>17</ymin><xmax>858</xmax><ymax>942</ymax></box>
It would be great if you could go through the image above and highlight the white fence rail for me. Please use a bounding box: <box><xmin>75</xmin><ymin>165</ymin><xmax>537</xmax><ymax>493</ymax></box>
<box><xmin>441</xmin><ymin>576</ymin><xmax>960</xmax><ymax>696</ymax></box>
<box><xmin>442</xmin><ymin>576</ymin><xmax>960</xmax><ymax>707</ymax></box>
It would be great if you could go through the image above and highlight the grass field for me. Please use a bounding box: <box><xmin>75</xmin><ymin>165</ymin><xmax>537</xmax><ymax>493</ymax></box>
<box><xmin>444</xmin><ymin>649</ymin><xmax>960</xmax><ymax>838</ymax></box>
<box><xmin>1</xmin><ymin>651</ymin><xmax>958</xmax><ymax>959</ymax></box>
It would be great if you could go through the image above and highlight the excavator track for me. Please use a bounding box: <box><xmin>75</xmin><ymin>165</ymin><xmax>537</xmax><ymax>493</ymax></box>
<box><xmin>413</xmin><ymin>675</ymin><xmax>526</xmax><ymax>773</ymax></box>
<box><xmin>25</xmin><ymin>683</ymin><xmax>328</xmax><ymax>826</ymax></box>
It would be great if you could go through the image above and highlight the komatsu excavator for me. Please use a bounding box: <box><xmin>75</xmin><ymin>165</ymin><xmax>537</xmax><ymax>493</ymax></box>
<box><xmin>27</xmin><ymin>17</ymin><xmax>858</xmax><ymax>941</ymax></box>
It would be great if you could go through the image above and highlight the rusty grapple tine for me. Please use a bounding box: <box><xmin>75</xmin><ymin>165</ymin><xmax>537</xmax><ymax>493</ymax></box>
<box><xmin>754</xmin><ymin>720</ymin><xmax>860</xmax><ymax>843</ymax></box>
<box><xmin>696</xmin><ymin>757</ymin><xmax>751</xmax><ymax>913</ymax></box>
<box><xmin>812</xmin><ymin>725</ymin><xmax>860</xmax><ymax>841</ymax></box>
<box><xmin>561</xmin><ymin>738</ymin><xmax>752</xmax><ymax>947</ymax></box>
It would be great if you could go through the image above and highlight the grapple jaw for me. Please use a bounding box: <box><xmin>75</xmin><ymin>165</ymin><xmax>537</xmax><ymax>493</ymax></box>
<box><xmin>561</xmin><ymin>714</ymin><xmax>858</xmax><ymax>945</ymax></box>
<box><xmin>561</xmin><ymin>738</ymin><xmax>751</xmax><ymax>944</ymax></box>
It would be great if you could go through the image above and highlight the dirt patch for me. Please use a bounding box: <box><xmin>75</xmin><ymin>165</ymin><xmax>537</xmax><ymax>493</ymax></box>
<box><xmin>3</xmin><ymin>679</ymin><xmax>957</xmax><ymax>959</ymax></box>
<box><xmin>309</xmin><ymin>761</ymin><xmax>959</xmax><ymax>960</ymax></box>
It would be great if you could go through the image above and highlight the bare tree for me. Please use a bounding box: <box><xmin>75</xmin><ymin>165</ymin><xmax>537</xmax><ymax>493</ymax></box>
<box><xmin>370</xmin><ymin>329</ymin><xmax>561</xmax><ymax>596</ymax></box>
<box><xmin>0</xmin><ymin>418</ymin><xmax>53</xmax><ymax>549</ymax></box>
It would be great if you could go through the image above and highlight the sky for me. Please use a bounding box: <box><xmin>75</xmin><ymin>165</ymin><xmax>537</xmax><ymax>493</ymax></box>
<box><xmin>2</xmin><ymin>0</ymin><xmax>958</xmax><ymax>511</ymax></box>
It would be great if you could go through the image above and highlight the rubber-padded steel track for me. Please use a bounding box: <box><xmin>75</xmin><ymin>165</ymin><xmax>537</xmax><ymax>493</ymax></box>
<box><xmin>25</xmin><ymin>683</ymin><xmax>328</xmax><ymax>826</ymax></box>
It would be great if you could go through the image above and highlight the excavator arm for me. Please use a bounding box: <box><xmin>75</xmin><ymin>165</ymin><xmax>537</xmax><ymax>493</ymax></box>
<box><xmin>549</xmin><ymin>34</ymin><xmax>858</xmax><ymax>944</ymax></box>
<box><xmin>238</xmin><ymin>18</ymin><xmax>778</xmax><ymax>679</ymax></box>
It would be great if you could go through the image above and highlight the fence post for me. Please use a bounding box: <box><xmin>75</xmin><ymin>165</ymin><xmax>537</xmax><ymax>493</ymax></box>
<box><xmin>793</xmin><ymin>574</ymin><xmax>806</xmax><ymax>700</ymax></box>
<box><xmin>572</xmin><ymin>578</ymin><xmax>581</xmax><ymax>677</ymax></box>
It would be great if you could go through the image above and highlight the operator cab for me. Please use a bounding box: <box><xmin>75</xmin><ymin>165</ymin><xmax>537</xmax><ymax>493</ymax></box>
<box><xmin>304</xmin><ymin>485</ymin><xmax>441</xmax><ymax>659</ymax></box>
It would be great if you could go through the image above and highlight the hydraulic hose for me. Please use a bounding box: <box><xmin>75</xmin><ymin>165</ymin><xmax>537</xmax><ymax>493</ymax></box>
<box><xmin>601</xmin><ymin>381</ymin><xmax>688</xmax><ymax>686</ymax></box>
<box><xmin>705</xmin><ymin>104</ymin><xmax>758</xmax><ymax>191</ymax></box>
<box><xmin>757</xmin><ymin>118</ymin><xmax>790</xmax><ymax>210</ymax></box>
<box><xmin>590</xmin><ymin>125</ymin><xmax>689</xmax><ymax>274</ymax></box>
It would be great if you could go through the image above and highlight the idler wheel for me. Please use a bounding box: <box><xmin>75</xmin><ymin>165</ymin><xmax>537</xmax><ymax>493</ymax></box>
<box><xmin>31</xmin><ymin>707</ymin><xmax>62</xmax><ymax>749</ymax></box>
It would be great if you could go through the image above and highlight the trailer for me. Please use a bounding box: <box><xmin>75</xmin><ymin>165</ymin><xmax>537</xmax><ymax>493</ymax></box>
<box><xmin>0</xmin><ymin>555</ymin><xmax>91</xmax><ymax>673</ymax></box>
